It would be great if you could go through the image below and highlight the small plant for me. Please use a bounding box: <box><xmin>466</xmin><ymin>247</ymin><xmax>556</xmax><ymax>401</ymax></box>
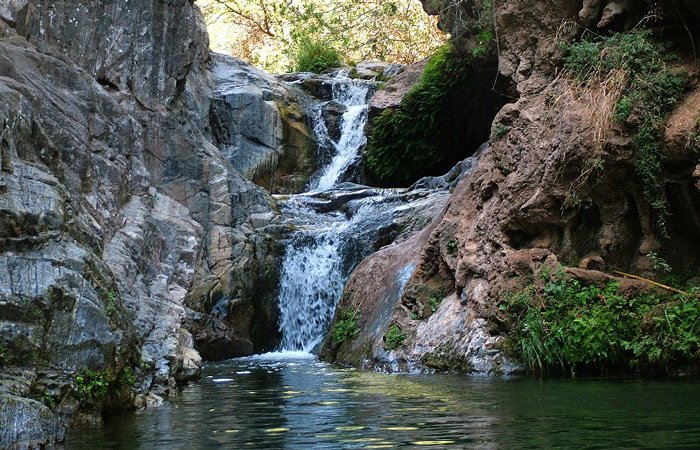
<box><xmin>291</xmin><ymin>37</ymin><xmax>342</xmax><ymax>73</ymax></box>
<box><xmin>647</xmin><ymin>252</ymin><xmax>672</xmax><ymax>274</ymax></box>
<box><xmin>0</xmin><ymin>344</ymin><xmax>6</xmax><ymax>366</ymax></box>
<box><xmin>491</xmin><ymin>123</ymin><xmax>510</xmax><ymax>140</ymax></box>
<box><xmin>384</xmin><ymin>324</ymin><xmax>406</xmax><ymax>350</ymax></box>
<box><xmin>75</xmin><ymin>369</ymin><xmax>109</xmax><ymax>402</ymax></box>
<box><xmin>429</xmin><ymin>295</ymin><xmax>443</xmax><ymax>314</ymax></box>
<box><xmin>472</xmin><ymin>29</ymin><xmax>493</xmax><ymax>57</ymax></box>
<box><xmin>116</xmin><ymin>367</ymin><xmax>136</xmax><ymax>393</ymax></box>
<box><xmin>446</xmin><ymin>240</ymin><xmax>458</xmax><ymax>256</ymax></box>
<box><xmin>43</xmin><ymin>393</ymin><xmax>57</xmax><ymax>410</ymax></box>
<box><xmin>105</xmin><ymin>291</ymin><xmax>118</xmax><ymax>319</ymax></box>
<box><xmin>331</xmin><ymin>307</ymin><xmax>360</xmax><ymax>345</ymax></box>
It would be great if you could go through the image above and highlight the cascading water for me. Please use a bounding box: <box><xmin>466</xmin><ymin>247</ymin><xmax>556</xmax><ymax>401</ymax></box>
<box><xmin>272</xmin><ymin>73</ymin><xmax>463</xmax><ymax>354</ymax></box>
<box><xmin>314</xmin><ymin>75</ymin><xmax>373</xmax><ymax>190</ymax></box>
<box><xmin>275</xmin><ymin>75</ymin><xmax>376</xmax><ymax>352</ymax></box>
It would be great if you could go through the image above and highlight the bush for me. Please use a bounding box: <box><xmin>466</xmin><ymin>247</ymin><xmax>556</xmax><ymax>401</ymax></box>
<box><xmin>331</xmin><ymin>307</ymin><xmax>360</xmax><ymax>345</ymax></box>
<box><xmin>563</xmin><ymin>30</ymin><xmax>689</xmax><ymax>236</ymax></box>
<box><xmin>505</xmin><ymin>266</ymin><xmax>700</xmax><ymax>375</ymax></box>
<box><xmin>365</xmin><ymin>43</ymin><xmax>472</xmax><ymax>185</ymax></box>
<box><xmin>384</xmin><ymin>324</ymin><xmax>406</xmax><ymax>350</ymax></box>
<box><xmin>75</xmin><ymin>369</ymin><xmax>110</xmax><ymax>402</ymax></box>
<box><xmin>291</xmin><ymin>37</ymin><xmax>342</xmax><ymax>73</ymax></box>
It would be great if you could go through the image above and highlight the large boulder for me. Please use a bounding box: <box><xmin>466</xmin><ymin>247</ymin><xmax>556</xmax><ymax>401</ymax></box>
<box><xmin>210</xmin><ymin>53</ymin><xmax>317</xmax><ymax>194</ymax></box>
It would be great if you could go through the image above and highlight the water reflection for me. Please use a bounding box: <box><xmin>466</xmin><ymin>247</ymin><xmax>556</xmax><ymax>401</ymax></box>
<box><xmin>66</xmin><ymin>354</ymin><xmax>700</xmax><ymax>449</ymax></box>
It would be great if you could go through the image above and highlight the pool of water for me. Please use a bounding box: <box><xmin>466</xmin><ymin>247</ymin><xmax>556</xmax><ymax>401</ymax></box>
<box><xmin>66</xmin><ymin>353</ymin><xmax>700</xmax><ymax>449</ymax></box>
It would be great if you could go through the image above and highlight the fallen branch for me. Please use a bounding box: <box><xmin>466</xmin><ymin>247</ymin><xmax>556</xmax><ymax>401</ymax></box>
<box><xmin>612</xmin><ymin>270</ymin><xmax>689</xmax><ymax>296</ymax></box>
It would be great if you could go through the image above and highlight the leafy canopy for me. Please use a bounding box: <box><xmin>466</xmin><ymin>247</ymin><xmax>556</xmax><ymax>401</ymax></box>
<box><xmin>198</xmin><ymin>0</ymin><xmax>444</xmax><ymax>73</ymax></box>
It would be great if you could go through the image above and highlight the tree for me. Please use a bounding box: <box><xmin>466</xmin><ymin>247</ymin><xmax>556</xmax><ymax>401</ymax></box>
<box><xmin>198</xmin><ymin>0</ymin><xmax>444</xmax><ymax>72</ymax></box>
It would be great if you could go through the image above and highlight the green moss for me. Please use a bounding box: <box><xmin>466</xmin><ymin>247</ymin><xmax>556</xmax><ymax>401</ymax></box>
<box><xmin>563</xmin><ymin>30</ymin><xmax>690</xmax><ymax>236</ymax></box>
<box><xmin>505</xmin><ymin>266</ymin><xmax>700</xmax><ymax>375</ymax></box>
<box><xmin>331</xmin><ymin>307</ymin><xmax>360</xmax><ymax>345</ymax></box>
<box><xmin>365</xmin><ymin>43</ymin><xmax>471</xmax><ymax>185</ymax></box>
<box><xmin>384</xmin><ymin>324</ymin><xmax>406</xmax><ymax>350</ymax></box>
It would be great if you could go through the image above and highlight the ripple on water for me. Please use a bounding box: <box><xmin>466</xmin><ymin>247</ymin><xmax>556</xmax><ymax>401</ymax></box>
<box><xmin>66</xmin><ymin>356</ymin><xmax>700</xmax><ymax>449</ymax></box>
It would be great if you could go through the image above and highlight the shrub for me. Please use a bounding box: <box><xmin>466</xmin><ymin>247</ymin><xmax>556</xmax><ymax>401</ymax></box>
<box><xmin>563</xmin><ymin>30</ymin><xmax>689</xmax><ymax>236</ymax></box>
<box><xmin>384</xmin><ymin>324</ymin><xmax>406</xmax><ymax>350</ymax></box>
<box><xmin>291</xmin><ymin>37</ymin><xmax>342</xmax><ymax>73</ymax></box>
<box><xmin>505</xmin><ymin>266</ymin><xmax>700</xmax><ymax>375</ymax></box>
<box><xmin>331</xmin><ymin>307</ymin><xmax>360</xmax><ymax>345</ymax></box>
<box><xmin>365</xmin><ymin>43</ymin><xmax>471</xmax><ymax>185</ymax></box>
<box><xmin>75</xmin><ymin>369</ymin><xmax>109</xmax><ymax>402</ymax></box>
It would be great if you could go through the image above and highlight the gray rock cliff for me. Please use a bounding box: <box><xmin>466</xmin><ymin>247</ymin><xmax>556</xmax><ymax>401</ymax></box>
<box><xmin>0</xmin><ymin>0</ymin><xmax>284</xmax><ymax>446</ymax></box>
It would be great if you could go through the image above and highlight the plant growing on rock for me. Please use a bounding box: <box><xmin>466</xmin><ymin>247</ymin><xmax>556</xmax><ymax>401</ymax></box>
<box><xmin>563</xmin><ymin>29</ymin><xmax>689</xmax><ymax>236</ymax></box>
<box><xmin>75</xmin><ymin>369</ymin><xmax>110</xmax><ymax>403</ymax></box>
<box><xmin>366</xmin><ymin>43</ymin><xmax>472</xmax><ymax>185</ymax></box>
<box><xmin>331</xmin><ymin>307</ymin><xmax>360</xmax><ymax>344</ymax></box>
<box><xmin>384</xmin><ymin>324</ymin><xmax>406</xmax><ymax>350</ymax></box>
<box><xmin>505</xmin><ymin>266</ymin><xmax>700</xmax><ymax>376</ymax></box>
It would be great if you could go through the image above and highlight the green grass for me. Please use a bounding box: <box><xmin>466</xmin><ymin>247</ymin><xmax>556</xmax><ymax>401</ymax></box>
<box><xmin>505</xmin><ymin>266</ymin><xmax>700</xmax><ymax>375</ymax></box>
<box><xmin>563</xmin><ymin>29</ymin><xmax>689</xmax><ymax>236</ymax></box>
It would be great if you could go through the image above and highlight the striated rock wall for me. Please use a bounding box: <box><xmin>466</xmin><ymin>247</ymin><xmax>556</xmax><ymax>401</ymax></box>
<box><xmin>0</xmin><ymin>0</ymin><xmax>284</xmax><ymax>446</ymax></box>
<box><xmin>325</xmin><ymin>0</ymin><xmax>700</xmax><ymax>373</ymax></box>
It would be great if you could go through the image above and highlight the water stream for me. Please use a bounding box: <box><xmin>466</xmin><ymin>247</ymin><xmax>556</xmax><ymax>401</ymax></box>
<box><xmin>275</xmin><ymin>75</ymin><xmax>380</xmax><ymax>353</ymax></box>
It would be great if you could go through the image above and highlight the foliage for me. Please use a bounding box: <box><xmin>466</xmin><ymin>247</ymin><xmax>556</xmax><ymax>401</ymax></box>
<box><xmin>366</xmin><ymin>43</ymin><xmax>471</xmax><ymax>185</ymax></box>
<box><xmin>331</xmin><ymin>307</ymin><xmax>360</xmax><ymax>345</ymax></box>
<box><xmin>625</xmin><ymin>292</ymin><xmax>700</xmax><ymax>369</ymax></box>
<box><xmin>505</xmin><ymin>266</ymin><xmax>700</xmax><ymax>375</ymax></box>
<box><xmin>384</xmin><ymin>324</ymin><xmax>406</xmax><ymax>350</ymax></box>
<box><xmin>105</xmin><ymin>290</ymin><xmax>118</xmax><ymax>319</ymax></box>
<box><xmin>292</xmin><ymin>37</ymin><xmax>342</xmax><ymax>73</ymax></box>
<box><xmin>491</xmin><ymin>123</ymin><xmax>510</xmax><ymax>140</ymax></box>
<box><xmin>430</xmin><ymin>295</ymin><xmax>443</xmax><ymax>314</ymax></box>
<box><xmin>199</xmin><ymin>0</ymin><xmax>444</xmax><ymax>73</ymax></box>
<box><xmin>0</xmin><ymin>344</ymin><xmax>6</xmax><ymax>366</ymax></box>
<box><xmin>43</xmin><ymin>393</ymin><xmax>57</xmax><ymax>410</ymax></box>
<box><xmin>116</xmin><ymin>367</ymin><xmax>136</xmax><ymax>393</ymax></box>
<box><xmin>75</xmin><ymin>369</ymin><xmax>110</xmax><ymax>402</ymax></box>
<box><xmin>446</xmin><ymin>240</ymin><xmax>458</xmax><ymax>256</ymax></box>
<box><xmin>647</xmin><ymin>252</ymin><xmax>672</xmax><ymax>274</ymax></box>
<box><xmin>563</xmin><ymin>30</ymin><xmax>689</xmax><ymax>236</ymax></box>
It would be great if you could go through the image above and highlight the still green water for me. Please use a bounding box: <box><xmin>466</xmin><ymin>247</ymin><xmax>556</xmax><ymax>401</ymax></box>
<box><xmin>66</xmin><ymin>353</ymin><xmax>700</xmax><ymax>449</ymax></box>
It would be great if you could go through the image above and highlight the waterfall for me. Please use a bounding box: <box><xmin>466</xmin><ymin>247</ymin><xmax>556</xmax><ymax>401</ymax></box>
<box><xmin>313</xmin><ymin>76</ymin><xmax>373</xmax><ymax>190</ymax></box>
<box><xmin>274</xmin><ymin>75</ymin><xmax>376</xmax><ymax>353</ymax></box>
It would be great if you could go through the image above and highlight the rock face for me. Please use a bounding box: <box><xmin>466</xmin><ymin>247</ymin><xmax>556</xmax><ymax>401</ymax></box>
<box><xmin>210</xmin><ymin>53</ymin><xmax>316</xmax><ymax>194</ymax></box>
<box><xmin>324</xmin><ymin>1</ymin><xmax>700</xmax><ymax>373</ymax></box>
<box><xmin>0</xmin><ymin>0</ymin><xmax>284</xmax><ymax>446</ymax></box>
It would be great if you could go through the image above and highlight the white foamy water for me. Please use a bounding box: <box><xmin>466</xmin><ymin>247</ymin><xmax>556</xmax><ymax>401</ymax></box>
<box><xmin>314</xmin><ymin>76</ymin><xmax>373</xmax><ymax>190</ymax></box>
